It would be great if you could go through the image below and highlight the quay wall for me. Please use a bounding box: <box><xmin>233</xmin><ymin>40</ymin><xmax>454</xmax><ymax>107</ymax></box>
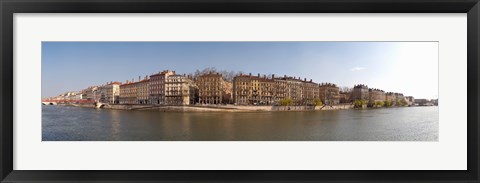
<box><xmin>61</xmin><ymin>102</ymin><xmax>354</xmax><ymax>112</ymax></box>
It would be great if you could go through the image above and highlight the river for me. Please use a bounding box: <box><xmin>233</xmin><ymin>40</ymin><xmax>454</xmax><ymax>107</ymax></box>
<box><xmin>42</xmin><ymin>105</ymin><xmax>438</xmax><ymax>141</ymax></box>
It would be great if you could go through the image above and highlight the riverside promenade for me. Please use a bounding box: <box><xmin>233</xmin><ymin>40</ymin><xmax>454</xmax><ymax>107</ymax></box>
<box><xmin>65</xmin><ymin>103</ymin><xmax>354</xmax><ymax>112</ymax></box>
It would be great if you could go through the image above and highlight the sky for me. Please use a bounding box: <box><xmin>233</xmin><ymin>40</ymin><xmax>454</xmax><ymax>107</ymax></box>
<box><xmin>42</xmin><ymin>42</ymin><xmax>438</xmax><ymax>99</ymax></box>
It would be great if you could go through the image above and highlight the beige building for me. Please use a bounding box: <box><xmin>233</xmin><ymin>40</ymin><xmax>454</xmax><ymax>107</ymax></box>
<box><xmin>302</xmin><ymin>78</ymin><xmax>320</xmax><ymax>105</ymax></box>
<box><xmin>233</xmin><ymin>73</ymin><xmax>276</xmax><ymax>105</ymax></box>
<box><xmin>119</xmin><ymin>78</ymin><xmax>149</xmax><ymax>104</ymax></box>
<box><xmin>196</xmin><ymin>73</ymin><xmax>227</xmax><ymax>104</ymax></box>
<box><xmin>165</xmin><ymin>74</ymin><xmax>197</xmax><ymax>105</ymax></box>
<box><xmin>81</xmin><ymin>86</ymin><xmax>98</xmax><ymax>101</ymax></box>
<box><xmin>351</xmin><ymin>84</ymin><xmax>369</xmax><ymax>101</ymax></box>
<box><xmin>136</xmin><ymin>78</ymin><xmax>150</xmax><ymax>104</ymax></box>
<box><xmin>98</xmin><ymin>82</ymin><xmax>121</xmax><ymax>104</ymax></box>
<box><xmin>149</xmin><ymin>70</ymin><xmax>175</xmax><ymax>105</ymax></box>
<box><xmin>319</xmin><ymin>83</ymin><xmax>340</xmax><ymax>105</ymax></box>
<box><xmin>286</xmin><ymin>77</ymin><xmax>304</xmax><ymax>105</ymax></box>
<box><xmin>233</xmin><ymin>74</ymin><xmax>321</xmax><ymax>106</ymax></box>
<box><xmin>119</xmin><ymin>81</ymin><xmax>137</xmax><ymax>104</ymax></box>
<box><xmin>368</xmin><ymin>88</ymin><xmax>386</xmax><ymax>105</ymax></box>
<box><xmin>385</xmin><ymin>92</ymin><xmax>397</xmax><ymax>103</ymax></box>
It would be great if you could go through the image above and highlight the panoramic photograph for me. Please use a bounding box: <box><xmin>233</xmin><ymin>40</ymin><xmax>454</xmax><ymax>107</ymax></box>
<box><xmin>41</xmin><ymin>42</ymin><xmax>439</xmax><ymax>141</ymax></box>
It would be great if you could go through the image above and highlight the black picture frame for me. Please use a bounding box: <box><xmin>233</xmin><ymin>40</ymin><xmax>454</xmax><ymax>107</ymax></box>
<box><xmin>1</xmin><ymin>0</ymin><xmax>479</xmax><ymax>182</ymax></box>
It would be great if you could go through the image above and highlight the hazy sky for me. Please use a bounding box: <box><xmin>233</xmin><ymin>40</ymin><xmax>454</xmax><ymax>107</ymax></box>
<box><xmin>42</xmin><ymin>42</ymin><xmax>438</xmax><ymax>99</ymax></box>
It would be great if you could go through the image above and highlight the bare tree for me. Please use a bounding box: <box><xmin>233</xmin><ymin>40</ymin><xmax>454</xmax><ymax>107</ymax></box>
<box><xmin>340</xmin><ymin>86</ymin><xmax>352</xmax><ymax>93</ymax></box>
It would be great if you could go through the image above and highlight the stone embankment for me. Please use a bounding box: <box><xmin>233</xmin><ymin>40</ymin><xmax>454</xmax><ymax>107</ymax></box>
<box><xmin>62</xmin><ymin>103</ymin><xmax>354</xmax><ymax>112</ymax></box>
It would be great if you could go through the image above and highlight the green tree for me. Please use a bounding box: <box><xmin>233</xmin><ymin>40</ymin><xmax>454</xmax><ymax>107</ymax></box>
<box><xmin>354</xmin><ymin>99</ymin><xmax>367</xmax><ymax>108</ymax></box>
<box><xmin>280</xmin><ymin>98</ymin><xmax>293</xmax><ymax>106</ymax></box>
<box><xmin>375</xmin><ymin>101</ymin><xmax>384</xmax><ymax>107</ymax></box>
<box><xmin>395</xmin><ymin>99</ymin><xmax>402</xmax><ymax>106</ymax></box>
<box><xmin>314</xmin><ymin>98</ymin><xmax>323</xmax><ymax>106</ymax></box>
<box><xmin>384</xmin><ymin>100</ymin><xmax>392</xmax><ymax>107</ymax></box>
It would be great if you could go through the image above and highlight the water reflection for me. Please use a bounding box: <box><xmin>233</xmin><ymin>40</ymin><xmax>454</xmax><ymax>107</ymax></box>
<box><xmin>42</xmin><ymin>106</ymin><xmax>438</xmax><ymax>141</ymax></box>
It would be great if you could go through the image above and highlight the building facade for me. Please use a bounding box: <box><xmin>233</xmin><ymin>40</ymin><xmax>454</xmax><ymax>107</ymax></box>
<box><xmin>351</xmin><ymin>84</ymin><xmax>369</xmax><ymax>101</ymax></box>
<box><xmin>119</xmin><ymin>81</ymin><xmax>137</xmax><ymax>104</ymax></box>
<box><xmin>136</xmin><ymin>78</ymin><xmax>150</xmax><ymax>104</ymax></box>
<box><xmin>165</xmin><ymin>74</ymin><xmax>197</xmax><ymax>105</ymax></box>
<box><xmin>368</xmin><ymin>88</ymin><xmax>386</xmax><ymax>105</ymax></box>
<box><xmin>302</xmin><ymin>79</ymin><xmax>320</xmax><ymax>105</ymax></box>
<box><xmin>405</xmin><ymin>96</ymin><xmax>415</xmax><ymax>106</ymax></box>
<box><xmin>319</xmin><ymin>83</ymin><xmax>340</xmax><ymax>105</ymax></box>
<box><xmin>196</xmin><ymin>73</ymin><xmax>227</xmax><ymax>104</ymax></box>
<box><xmin>149</xmin><ymin>70</ymin><xmax>175</xmax><ymax>105</ymax></box>
<box><xmin>95</xmin><ymin>82</ymin><xmax>121</xmax><ymax>104</ymax></box>
<box><xmin>386</xmin><ymin>92</ymin><xmax>396</xmax><ymax>103</ymax></box>
<box><xmin>233</xmin><ymin>73</ymin><xmax>277</xmax><ymax>105</ymax></box>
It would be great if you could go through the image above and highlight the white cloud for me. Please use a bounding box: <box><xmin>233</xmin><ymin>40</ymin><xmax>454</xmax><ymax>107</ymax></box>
<box><xmin>350</xmin><ymin>67</ymin><xmax>366</xmax><ymax>71</ymax></box>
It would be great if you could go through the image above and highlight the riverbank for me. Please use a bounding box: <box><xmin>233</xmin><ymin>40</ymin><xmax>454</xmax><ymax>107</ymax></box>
<box><xmin>63</xmin><ymin>103</ymin><xmax>354</xmax><ymax>112</ymax></box>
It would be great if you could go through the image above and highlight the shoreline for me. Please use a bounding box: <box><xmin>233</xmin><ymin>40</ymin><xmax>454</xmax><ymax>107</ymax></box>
<box><xmin>47</xmin><ymin>103</ymin><xmax>435</xmax><ymax>112</ymax></box>
<box><xmin>58</xmin><ymin>103</ymin><xmax>355</xmax><ymax>112</ymax></box>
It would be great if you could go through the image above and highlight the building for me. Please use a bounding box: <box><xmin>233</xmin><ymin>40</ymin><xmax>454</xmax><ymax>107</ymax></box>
<box><xmin>278</xmin><ymin>76</ymin><xmax>304</xmax><ymax>105</ymax></box>
<box><xmin>149</xmin><ymin>70</ymin><xmax>175</xmax><ymax>105</ymax></box>
<box><xmin>386</xmin><ymin>92</ymin><xmax>396</xmax><ymax>103</ymax></box>
<box><xmin>136</xmin><ymin>78</ymin><xmax>150</xmax><ymax>104</ymax></box>
<box><xmin>339</xmin><ymin>91</ymin><xmax>351</xmax><ymax>103</ymax></box>
<box><xmin>119</xmin><ymin>77</ymin><xmax>149</xmax><ymax>105</ymax></box>
<box><xmin>431</xmin><ymin>99</ymin><xmax>438</xmax><ymax>106</ymax></box>
<box><xmin>119</xmin><ymin>81</ymin><xmax>137</xmax><ymax>104</ymax></box>
<box><xmin>234</xmin><ymin>73</ymin><xmax>278</xmax><ymax>105</ymax></box>
<box><xmin>196</xmin><ymin>72</ymin><xmax>228</xmax><ymax>104</ymax></box>
<box><xmin>97</xmin><ymin>82</ymin><xmax>121</xmax><ymax>104</ymax></box>
<box><xmin>318</xmin><ymin>83</ymin><xmax>340</xmax><ymax>105</ymax></box>
<box><xmin>394</xmin><ymin>93</ymin><xmax>405</xmax><ymax>101</ymax></box>
<box><xmin>82</xmin><ymin>86</ymin><xmax>98</xmax><ymax>101</ymax></box>
<box><xmin>233</xmin><ymin>74</ymin><xmax>255</xmax><ymax>105</ymax></box>
<box><xmin>258</xmin><ymin>75</ymin><xmax>276</xmax><ymax>105</ymax></box>
<box><xmin>165</xmin><ymin>74</ymin><xmax>197</xmax><ymax>105</ymax></box>
<box><xmin>302</xmin><ymin>78</ymin><xmax>320</xmax><ymax>105</ymax></box>
<box><xmin>234</xmin><ymin>74</ymin><xmax>322</xmax><ymax>106</ymax></box>
<box><xmin>351</xmin><ymin>84</ymin><xmax>369</xmax><ymax>101</ymax></box>
<box><xmin>405</xmin><ymin>96</ymin><xmax>415</xmax><ymax>106</ymax></box>
<box><xmin>273</xmin><ymin>74</ymin><xmax>287</xmax><ymax>102</ymax></box>
<box><xmin>414</xmin><ymin>99</ymin><xmax>429</xmax><ymax>106</ymax></box>
<box><xmin>368</xmin><ymin>88</ymin><xmax>386</xmax><ymax>105</ymax></box>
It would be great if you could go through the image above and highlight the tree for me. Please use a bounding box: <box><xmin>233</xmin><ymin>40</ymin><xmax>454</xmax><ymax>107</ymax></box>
<box><xmin>354</xmin><ymin>99</ymin><xmax>366</xmax><ymax>108</ymax></box>
<box><xmin>190</xmin><ymin>67</ymin><xmax>241</xmax><ymax>82</ymax></box>
<box><xmin>340</xmin><ymin>86</ymin><xmax>352</xmax><ymax>93</ymax></box>
<box><xmin>280</xmin><ymin>98</ymin><xmax>293</xmax><ymax>106</ymax></box>
<box><xmin>395</xmin><ymin>99</ymin><xmax>406</xmax><ymax>107</ymax></box>
<box><xmin>375</xmin><ymin>101</ymin><xmax>384</xmax><ymax>107</ymax></box>
<box><xmin>314</xmin><ymin>98</ymin><xmax>323</xmax><ymax>106</ymax></box>
<box><xmin>384</xmin><ymin>100</ymin><xmax>392</xmax><ymax>107</ymax></box>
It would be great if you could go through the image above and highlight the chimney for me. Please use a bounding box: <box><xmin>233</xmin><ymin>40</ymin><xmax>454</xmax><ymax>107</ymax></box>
<box><xmin>310</xmin><ymin>79</ymin><xmax>312</xmax><ymax>82</ymax></box>
<box><xmin>249</xmin><ymin>73</ymin><xmax>251</xmax><ymax>76</ymax></box>
<box><xmin>138</xmin><ymin>76</ymin><xmax>141</xmax><ymax>81</ymax></box>
<box><xmin>258</xmin><ymin>73</ymin><xmax>260</xmax><ymax>77</ymax></box>
<box><xmin>272</xmin><ymin>74</ymin><xmax>275</xmax><ymax>78</ymax></box>
<box><xmin>304</xmin><ymin>78</ymin><xmax>306</xmax><ymax>81</ymax></box>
